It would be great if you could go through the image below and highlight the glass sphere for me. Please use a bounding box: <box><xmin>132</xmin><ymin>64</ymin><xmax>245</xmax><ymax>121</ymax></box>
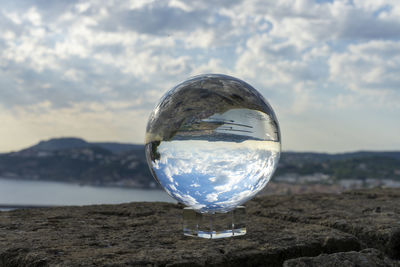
<box><xmin>145</xmin><ymin>74</ymin><xmax>281</xmax><ymax>213</ymax></box>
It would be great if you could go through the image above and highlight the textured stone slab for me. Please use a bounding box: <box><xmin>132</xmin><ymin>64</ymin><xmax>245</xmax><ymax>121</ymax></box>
<box><xmin>0</xmin><ymin>188</ymin><xmax>399</xmax><ymax>266</ymax></box>
<box><xmin>283</xmin><ymin>248</ymin><xmax>399</xmax><ymax>267</ymax></box>
<box><xmin>253</xmin><ymin>188</ymin><xmax>400</xmax><ymax>259</ymax></box>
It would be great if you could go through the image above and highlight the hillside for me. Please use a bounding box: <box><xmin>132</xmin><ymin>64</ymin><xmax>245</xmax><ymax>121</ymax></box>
<box><xmin>23</xmin><ymin>137</ymin><xmax>143</xmax><ymax>154</ymax></box>
<box><xmin>277</xmin><ymin>151</ymin><xmax>400</xmax><ymax>181</ymax></box>
<box><xmin>0</xmin><ymin>138</ymin><xmax>154</xmax><ymax>188</ymax></box>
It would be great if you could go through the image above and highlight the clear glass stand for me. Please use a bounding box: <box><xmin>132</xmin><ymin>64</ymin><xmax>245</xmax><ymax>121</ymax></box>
<box><xmin>183</xmin><ymin>206</ymin><xmax>246</xmax><ymax>239</ymax></box>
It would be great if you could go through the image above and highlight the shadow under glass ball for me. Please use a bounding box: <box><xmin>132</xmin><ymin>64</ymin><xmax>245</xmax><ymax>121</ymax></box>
<box><xmin>145</xmin><ymin>74</ymin><xmax>281</xmax><ymax>213</ymax></box>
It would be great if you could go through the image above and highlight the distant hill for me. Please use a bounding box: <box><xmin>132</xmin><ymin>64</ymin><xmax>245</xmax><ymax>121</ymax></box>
<box><xmin>0</xmin><ymin>137</ymin><xmax>399</xmax><ymax>189</ymax></box>
<box><xmin>91</xmin><ymin>142</ymin><xmax>143</xmax><ymax>153</ymax></box>
<box><xmin>25</xmin><ymin>137</ymin><xmax>142</xmax><ymax>154</ymax></box>
<box><xmin>282</xmin><ymin>151</ymin><xmax>400</xmax><ymax>162</ymax></box>
<box><xmin>0</xmin><ymin>137</ymin><xmax>155</xmax><ymax>188</ymax></box>
<box><xmin>277</xmin><ymin>151</ymin><xmax>400</xmax><ymax>182</ymax></box>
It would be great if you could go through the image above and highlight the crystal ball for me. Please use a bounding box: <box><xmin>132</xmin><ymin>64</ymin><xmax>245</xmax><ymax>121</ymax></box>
<box><xmin>145</xmin><ymin>74</ymin><xmax>281</xmax><ymax>213</ymax></box>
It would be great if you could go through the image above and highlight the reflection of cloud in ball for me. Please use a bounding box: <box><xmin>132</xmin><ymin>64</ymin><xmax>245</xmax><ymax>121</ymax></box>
<box><xmin>145</xmin><ymin>75</ymin><xmax>281</xmax><ymax>213</ymax></box>
<box><xmin>206</xmin><ymin>193</ymin><xmax>219</xmax><ymax>202</ymax></box>
<box><xmin>151</xmin><ymin>139</ymin><xmax>280</xmax><ymax>213</ymax></box>
<box><xmin>173</xmin><ymin>190</ymin><xmax>206</xmax><ymax>210</ymax></box>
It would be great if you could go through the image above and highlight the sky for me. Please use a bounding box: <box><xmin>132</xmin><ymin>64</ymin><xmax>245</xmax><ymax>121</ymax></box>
<box><xmin>0</xmin><ymin>0</ymin><xmax>399</xmax><ymax>153</ymax></box>
<box><xmin>153</xmin><ymin>139</ymin><xmax>279</xmax><ymax>212</ymax></box>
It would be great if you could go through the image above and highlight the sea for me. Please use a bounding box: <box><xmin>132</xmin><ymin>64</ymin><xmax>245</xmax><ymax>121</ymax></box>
<box><xmin>0</xmin><ymin>177</ymin><xmax>175</xmax><ymax>211</ymax></box>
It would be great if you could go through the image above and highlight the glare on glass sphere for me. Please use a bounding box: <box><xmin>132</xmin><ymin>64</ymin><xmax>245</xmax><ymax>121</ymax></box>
<box><xmin>145</xmin><ymin>74</ymin><xmax>281</xmax><ymax>213</ymax></box>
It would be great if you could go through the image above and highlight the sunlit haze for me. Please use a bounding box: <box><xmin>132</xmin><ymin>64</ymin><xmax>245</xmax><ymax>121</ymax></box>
<box><xmin>1</xmin><ymin>0</ymin><xmax>400</xmax><ymax>153</ymax></box>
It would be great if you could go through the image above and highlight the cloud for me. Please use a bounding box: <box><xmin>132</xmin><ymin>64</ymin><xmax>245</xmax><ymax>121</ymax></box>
<box><xmin>0</xmin><ymin>0</ymin><xmax>400</xmax><ymax>152</ymax></box>
<box><xmin>152</xmin><ymin>140</ymin><xmax>279</xmax><ymax>212</ymax></box>
<box><xmin>100</xmin><ymin>5</ymin><xmax>207</xmax><ymax>34</ymax></box>
<box><xmin>329</xmin><ymin>40</ymin><xmax>400</xmax><ymax>107</ymax></box>
<box><xmin>235</xmin><ymin>1</ymin><xmax>400</xmax><ymax>45</ymax></box>
<box><xmin>0</xmin><ymin>99</ymin><xmax>151</xmax><ymax>152</ymax></box>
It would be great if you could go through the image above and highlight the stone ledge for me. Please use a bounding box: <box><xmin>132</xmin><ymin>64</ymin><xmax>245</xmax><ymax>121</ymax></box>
<box><xmin>0</xmin><ymin>188</ymin><xmax>399</xmax><ymax>267</ymax></box>
<box><xmin>283</xmin><ymin>248</ymin><xmax>398</xmax><ymax>267</ymax></box>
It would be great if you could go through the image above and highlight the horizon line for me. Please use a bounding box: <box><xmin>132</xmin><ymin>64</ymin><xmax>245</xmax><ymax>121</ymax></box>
<box><xmin>0</xmin><ymin>136</ymin><xmax>399</xmax><ymax>155</ymax></box>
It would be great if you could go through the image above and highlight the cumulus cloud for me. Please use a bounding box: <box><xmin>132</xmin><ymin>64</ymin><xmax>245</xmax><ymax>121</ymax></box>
<box><xmin>0</xmin><ymin>0</ymin><xmax>400</xmax><ymax>152</ymax></box>
<box><xmin>330</xmin><ymin>40</ymin><xmax>400</xmax><ymax>92</ymax></box>
<box><xmin>151</xmin><ymin>140</ymin><xmax>279</xmax><ymax>212</ymax></box>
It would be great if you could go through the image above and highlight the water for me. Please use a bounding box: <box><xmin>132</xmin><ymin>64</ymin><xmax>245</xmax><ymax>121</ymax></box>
<box><xmin>0</xmin><ymin>177</ymin><xmax>175</xmax><ymax>210</ymax></box>
<box><xmin>147</xmin><ymin>140</ymin><xmax>280</xmax><ymax>213</ymax></box>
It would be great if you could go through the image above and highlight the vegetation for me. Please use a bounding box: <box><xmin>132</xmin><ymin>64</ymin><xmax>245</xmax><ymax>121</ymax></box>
<box><xmin>276</xmin><ymin>152</ymin><xmax>400</xmax><ymax>181</ymax></box>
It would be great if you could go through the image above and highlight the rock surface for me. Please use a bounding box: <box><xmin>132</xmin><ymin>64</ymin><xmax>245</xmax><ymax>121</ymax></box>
<box><xmin>283</xmin><ymin>248</ymin><xmax>397</xmax><ymax>267</ymax></box>
<box><xmin>0</xmin><ymin>188</ymin><xmax>399</xmax><ymax>267</ymax></box>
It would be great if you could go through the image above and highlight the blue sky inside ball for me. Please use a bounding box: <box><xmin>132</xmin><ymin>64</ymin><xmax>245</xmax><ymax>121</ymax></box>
<box><xmin>150</xmin><ymin>139</ymin><xmax>280</xmax><ymax>212</ymax></box>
